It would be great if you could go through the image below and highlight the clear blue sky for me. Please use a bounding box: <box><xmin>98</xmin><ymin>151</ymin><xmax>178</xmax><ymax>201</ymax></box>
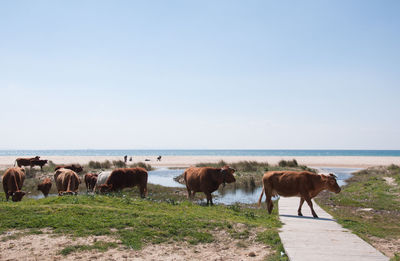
<box><xmin>1</xmin><ymin>1</ymin><xmax>399</xmax><ymax>150</ymax></box>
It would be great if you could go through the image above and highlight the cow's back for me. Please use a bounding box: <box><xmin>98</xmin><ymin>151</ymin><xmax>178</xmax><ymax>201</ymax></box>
<box><xmin>2</xmin><ymin>168</ymin><xmax>25</xmax><ymax>192</ymax></box>
<box><xmin>106</xmin><ymin>168</ymin><xmax>148</xmax><ymax>190</ymax></box>
<box><xmin>185</xmin><ymin>167</ymin><xmax>220</xmax><ymax>193</ymax></box>
<box><xmin>263</xmin><ymin>171</ymin><xmax>315</xmax><ymax>197</ymax></box>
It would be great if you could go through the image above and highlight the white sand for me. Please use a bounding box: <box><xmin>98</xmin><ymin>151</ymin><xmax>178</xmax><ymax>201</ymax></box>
<box><xmin>1</xmin><ymin>155</ymin><xmax>400</xmax><ymax>170</ymax></box>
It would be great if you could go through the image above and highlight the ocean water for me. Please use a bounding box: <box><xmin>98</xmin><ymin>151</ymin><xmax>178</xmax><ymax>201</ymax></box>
<box><xmin>1</xmin><ymin>149</ymin><xmax>400</xmax><ymax>157</ymax></box>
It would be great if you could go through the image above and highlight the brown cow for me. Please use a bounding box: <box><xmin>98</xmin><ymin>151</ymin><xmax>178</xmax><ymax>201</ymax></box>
<box><xmin>84</xmin><ymin>173</ymin><xmax>98</xmax><ymax>192</ymax></box>
<box><xmin>14</xmin><ymin>156</ymin><xmax>40</xmax><ymax>167</ymax></box>
<box><xmin>258</xmin><ymin>171</ymin><xmax>341</xmax><ymax>218</ymax></box>
<box><xmin>183</xmin><ymin>166</ymin><xmax>236</xmax><ymax>205</ymax></box>
<box><xmin>54</xmin><ymin>168</ymin><xmax>81</xmax><ymax>195</ymax></box>
<box><xmin>54</xmin><ymin>164</ymin><xmax>83</xmax><ymax>173</ymax></box>
<box><xmin>2</xmin><ymin>167</ymin><xmax>26</xmax><ymax>202</ymax></box>
<box><xmin>37</xmin><ymin>178</ymin><xmax>52</xmax><ymax>197</ymax></box>
<box><xmin>98</xmin><ymin>168</ymin><xmax>148</xmax><ymax>198</ymax></box>
<box><xmin>30</xmin><ymin>159</ymin><xmax>48</xmax><ymax>170</ymax></box>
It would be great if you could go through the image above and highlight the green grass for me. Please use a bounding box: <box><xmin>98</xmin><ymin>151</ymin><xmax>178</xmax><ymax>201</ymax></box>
<box><xmin>316</xmin><ymin>165</ymin><xmax>400</xmax><ymax>258</ymax></box>
<box><xmin>0</xmin><ymin>192</ymin><xmax>283</xmax><ymax>258</ymax></box>
<box><xmin>60</xmin><ymin>241</ymin><xmax>118</xmax><ymax>255</ymax></box>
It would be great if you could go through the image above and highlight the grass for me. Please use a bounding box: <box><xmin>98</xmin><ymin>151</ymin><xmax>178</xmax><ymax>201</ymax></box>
<box><xmin>60</xmin><ymin>241</ymin><xmax>118</xmax><ymax>255</ymax></box>
<box><xmin>0</xmin><ymin>191</ymin><xmax>285</xmax><ymax>259</ymax></box>
<box><xmin>316</xmin><ymin>165</ymin><xmax>400</xmax><ymax>259</ymax></box>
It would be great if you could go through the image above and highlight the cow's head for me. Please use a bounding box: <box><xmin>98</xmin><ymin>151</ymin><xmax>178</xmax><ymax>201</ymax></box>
<box><xmin>34</xmin><ymin>156</ymin><xmax>40</xmax><ymax>159</ymax></box>
<box><xmin>11</xmin><ymin>191</ymin><xmax>26</xmax><ymax>202</ymax></box>
<box><xmin>74</xmin><ymin>165</ymin><xmax>83</xmax><ymax>173</ymax></box>
<box><xmin>99</xmin><ymin>184</ymin><xmax>113</xmax><ymax>193</ymax></box>
<box><xmin>325</xmin><ymin>173</ymin><xmax>341</xmax><ymax>193</ymax></box>
<box><xmin>220</xmin><ymin>165</ymin><xmax>236</xmax><ymax>184</ymax></box>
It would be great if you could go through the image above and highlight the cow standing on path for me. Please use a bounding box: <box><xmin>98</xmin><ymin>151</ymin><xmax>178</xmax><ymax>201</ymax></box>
<box><xmin>184</xmin><ymin>166</ymin><xmax>236</xmax><ymax>205</ymax></box>
<box><xmin>2</xmin><ymin>167</ymin><xmax>26</xmax><ymax>201</ymax></box>
<box><xmin>258</xmin><ymin>171</ymin><xmax>341</xmax><ymax>218</ymax></box>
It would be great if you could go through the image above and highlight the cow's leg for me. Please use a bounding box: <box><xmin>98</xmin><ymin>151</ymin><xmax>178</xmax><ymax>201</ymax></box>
<box><xmin>139</xmin><ymin>185</ymin><xmax>146</xmax><ymax>198</ymax></box>
<box><xmin>5</xmin><ymin>192</ymin><xmax>9</xmax><ymax>201</ymax></box>
<box><xmin>265</xmin><ymin>190</ymin><xmax>273</xmax><ymax>214</ymax></box>
<box><xmin>206</xmin><ymin>192</ymin><xmax>213</xmax><ymax>206</ymax></box>
<box><xmin>305</xmin><ymin>197</ymin><xmax>318</xmax><ymax>218</ymax></box>
<box><xmin>298</xmin><ymin>198</ymin><xmax>305</xmax><ymax>216</ymax></box>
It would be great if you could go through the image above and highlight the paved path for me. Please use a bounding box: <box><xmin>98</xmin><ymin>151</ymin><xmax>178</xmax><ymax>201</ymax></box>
<box><xmin>278</xmin><ymin>197</ymin><xmax>388</xmax><ymax>261</ymax></box>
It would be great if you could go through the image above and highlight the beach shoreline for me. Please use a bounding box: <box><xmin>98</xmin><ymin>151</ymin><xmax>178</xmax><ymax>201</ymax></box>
<box><xmin>1</xmin><ymin>155</ymin><xmax>400</xmax><ymax>170</ymax></box>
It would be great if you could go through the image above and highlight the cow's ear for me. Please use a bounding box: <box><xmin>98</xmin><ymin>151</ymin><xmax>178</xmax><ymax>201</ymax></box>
<box><xmin>329</xmin><ymin>173</ymin><xmax>337</xmax><ymax>179</ymax></box>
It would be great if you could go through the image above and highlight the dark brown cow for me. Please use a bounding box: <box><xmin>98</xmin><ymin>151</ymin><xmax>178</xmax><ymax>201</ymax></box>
<box><xmin>2</xmin><ymin>167</ymin><xmax>26</xmax><ymax>202</ymax></box>
<box><xmin>54</xmin><ymin>164</ymin><xmax>83</xmax><ymax>173</ymax></box>
<box><xmin>183</xmin><ymin>166</ymin><xmax>236</xmax><ymax>205</ymax></box>
<box><xmin>84</xmin><ymin>173</ymin><xmax>98</xmax><ymax>192</ymax></box>
<box><xmin>98</xmin><ymin>168</ymin><xmax>148</xmax><ymax>198</ymax></box>
<box><xmin>258</xmin><ymin>171</ymin><xmax>341</xmax><ymax>218</ymax></box>
<box><xmin>37</xmin><ymin>178</ymin><xmax>52</xmax><ymax>197</ymax></box>
<box><xmin>14</xmin><ymin>156</ymin><xmax>40</xmax><ymax>167</ymax></box>
<box><xmin>30</xmin><ymin>159</ymin><xmax>48</xmax><ymax>170</ymax></box>
<box><xmin>54</xmin><ymin>168</ymin><xmax>81</xmax><ymax>195</ymax></box>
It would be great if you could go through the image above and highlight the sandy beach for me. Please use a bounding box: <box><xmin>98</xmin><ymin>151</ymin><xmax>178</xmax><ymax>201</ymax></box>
<box><xmin>1</xmin><ymin>155</ymin><xmax>400</xmax><ymax>170</ymax></box>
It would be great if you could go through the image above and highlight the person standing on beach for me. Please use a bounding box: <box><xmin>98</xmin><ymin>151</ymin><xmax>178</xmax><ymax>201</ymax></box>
<box><xmin>124</xmin><ymin>155</ymin><xmax>127</xmax><ymax>163</ymax></box>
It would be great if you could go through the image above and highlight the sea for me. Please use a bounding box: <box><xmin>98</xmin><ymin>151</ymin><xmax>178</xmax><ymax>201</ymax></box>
<box><xmin>0</xmin><ymin>149</ymin><xmax>399</xmax><ymax>157</ymax></box>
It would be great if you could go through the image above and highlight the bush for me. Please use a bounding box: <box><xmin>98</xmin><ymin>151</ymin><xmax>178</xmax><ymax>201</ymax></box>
<box><xmin>278</xmin><ymin>159</ymin><xmax>298</xmax><ymax>168</ymax></box>
<box><xmin>129</xmin><ymin>162</ymin><xmax>154</xmax><ymax>171</ymax></box>
<box><xmin>112</xmin><ymin>160</ymin><xmax>126</xmax><ymax>168</ymax></box>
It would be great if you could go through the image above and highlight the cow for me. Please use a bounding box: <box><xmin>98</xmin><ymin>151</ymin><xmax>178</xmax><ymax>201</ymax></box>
<box><xmin>30</xmin><ymin>159</ymin><xmax>48</xmax><ymax>170</ymax></box>
<box><xmin>258</xmin><ymin>171</ymin><xmax>341</xmax><ymax>218</ymax></box>
<box><xmin>183</xmin><ymin>166</ymin><xmax>236</xmax><ymax>205</ymax></box>
<box><xmin>84</xmin><ymin>173</ymin><xmax>98</xmax><ymax>192</ymax></box>
<box><xmin>14</xmin><ymin>156</ymin><xmax>40</xmax><ymax>168</ymax></box>
<box><xmin>54</xmin><ymin>168</ymin><xmax>81</xmax><ymax>195</ymax></box>
<box><xmin>54</xmin><ymin>164</ymin><xmax>83</xmax><ymax>173</ymax></box>
<box><xmin>37</xmin><ymin>178</ymin><xmax>52</xmax><ymax>197</ymax></box>
<box><xmin>94</xmin><ymin>171</ymin><xmax>112</xmax><ymax>192</ymax></box>
<box><xmin>2</xmin><ymin>167</ymin><xmax>26</xmax><ymax>202</ymax></box>
<box><xmin>98</xmin><ymin>168</ymin><xmax>148</xmax><ymax>198</ymax></box>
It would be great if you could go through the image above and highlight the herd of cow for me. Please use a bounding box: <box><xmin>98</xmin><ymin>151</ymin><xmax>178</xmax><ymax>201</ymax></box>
<box><xmin>2</xmin><ymin>156</ymin><xmax>342</xmax><ymax>218</ymax></box>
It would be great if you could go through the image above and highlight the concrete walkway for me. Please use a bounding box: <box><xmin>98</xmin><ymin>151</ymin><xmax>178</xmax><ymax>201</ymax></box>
<box><xmin>278</xmin><ymin>197</ymin><xmax>388</xmax><ymax>261</ymax></box>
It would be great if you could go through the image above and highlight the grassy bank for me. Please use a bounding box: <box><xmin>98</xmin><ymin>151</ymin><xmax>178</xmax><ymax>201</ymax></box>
<box><xmin>316</xmin><ymin>165</ymin><xmax>400</xmax><ymax>260</ymax></box>
<box><xmin>0</xmin><ymin>191</ymin><xmax>286</xmax><ymax>260</ymax></box>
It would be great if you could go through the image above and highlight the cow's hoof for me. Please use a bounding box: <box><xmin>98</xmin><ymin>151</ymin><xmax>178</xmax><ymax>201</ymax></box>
<box><xmin>298</xmin><ymin>213</ymin><xmax>303</xmax><ymax>216</ymax></box>
<box><xmin>313</xmin><ymin>215</ymin><xmax>319</xmax><ymax>219</ymax></box>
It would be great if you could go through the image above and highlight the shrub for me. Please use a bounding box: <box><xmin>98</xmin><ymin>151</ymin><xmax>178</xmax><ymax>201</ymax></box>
<box><xmin>278</xmin><ymin>159</ymin><xmax>298</xmax><ymax>168</ymax></box>
<box><xmin>112</xmin><ymin>160</ymin><xmax>126</xmax><ymax>168</ymax></box>
<box><xmin>129</xmin><ymin>162</ymin><xmax>154</xmax><ymax>171</ymax></box>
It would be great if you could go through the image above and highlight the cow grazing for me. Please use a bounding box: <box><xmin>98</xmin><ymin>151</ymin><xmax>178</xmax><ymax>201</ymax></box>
<box><xmin>37</xmin><ymin>178</ymin><xmax>52</xmax><ymax>197</ymax></box>
<box><xmin>54</xmin><ymin>168</ymin><xmax>81</xmax><ymax>195</ymax></box>
<box><xmin>30</xmin><ymin>159</ymin><xmax>48</xmax><ymax>170</ymax></box>
<box><xmin>94</xmin><ymin>171</ymin><xmax>112</xmax><ymax>192</ymax></box>
<box><xmin>84</xmin><ymin>173</ymin><xmax>98</xmax><ymax>192</ymax></box>
<box><xmin>14</xmin><ymin>156</ymin><xmax>40</xmax><ymax>168</ymax></box>
<box><xmin>98</xmin><ymin>168</ymin><xmax>148</xmax><ymax>198</ymax></box>
<box><xmin>183</xmin><ymin>166</ymin><xmax>236</xmax><ymax>205</ymax></box>
<box><xmin>2</xmin><ymin>167</ymin><xmax>26</xmax><ymax>202</ymax></box>
<box><xmin>258</xmin><ymin>171</ymin><xmax>341</xmax><ymax>218</ymax></box>
<box><xmin>54</xmin><ymin>164</ymin><xmax>83</xmax><ymax>173</ymax></box>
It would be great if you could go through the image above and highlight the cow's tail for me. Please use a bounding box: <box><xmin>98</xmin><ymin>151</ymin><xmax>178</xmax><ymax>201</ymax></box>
<box><xmin>258</xmin><ymin>185</ymin><xmax>265</xmax><ymax>207</ymax></box>
<box><xmin>14</xmin><ymin>160</ymin><xmax>16</xmax><ymax>167</ymax></box>
<box><xmin>66</xmin><ymin>174</ymin><xmax>73</xmax><ymax>193</ymax></box>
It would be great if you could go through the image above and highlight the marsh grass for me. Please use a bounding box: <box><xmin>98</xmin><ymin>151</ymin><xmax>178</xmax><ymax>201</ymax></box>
<box><xmin>316</xmin><ymin>165</ymin><xmax>400</xmax><ymax>258</ymax></box>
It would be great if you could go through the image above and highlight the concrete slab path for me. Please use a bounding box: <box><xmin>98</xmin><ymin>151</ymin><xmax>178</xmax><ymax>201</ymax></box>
<box><xmin>278</xmin><ymin>197</ymin><xmax>388</xmax><ymax>261</ymax></box>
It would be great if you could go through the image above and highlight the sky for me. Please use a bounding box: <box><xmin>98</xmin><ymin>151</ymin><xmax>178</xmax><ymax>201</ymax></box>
<box><xmin>1</xmin><ymin>0</ymin><xmax>399</xmax><ymax>150</ymax></box>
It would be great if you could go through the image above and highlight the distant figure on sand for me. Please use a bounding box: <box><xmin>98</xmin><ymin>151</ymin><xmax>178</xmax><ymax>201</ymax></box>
<box><xmin>157</xmin><ymin>156</ymin><xmax>162</xmax><ymax>161</ymax></box>
<box><xmin>129</xmin><ymin>157</ymin><xmax>132</xmax><ymax>162</ymax></box>
<box><xmin>124</xmin><ymin>155</ymin><xmax>127</xmax><ymax>163</ymax></box>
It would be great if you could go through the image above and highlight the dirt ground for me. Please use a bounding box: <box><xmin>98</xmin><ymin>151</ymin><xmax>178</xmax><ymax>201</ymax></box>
<box><xmin>0</xmin><ymin>226</ymin><xmax>272</xmax><ymax>261</ymax></box>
